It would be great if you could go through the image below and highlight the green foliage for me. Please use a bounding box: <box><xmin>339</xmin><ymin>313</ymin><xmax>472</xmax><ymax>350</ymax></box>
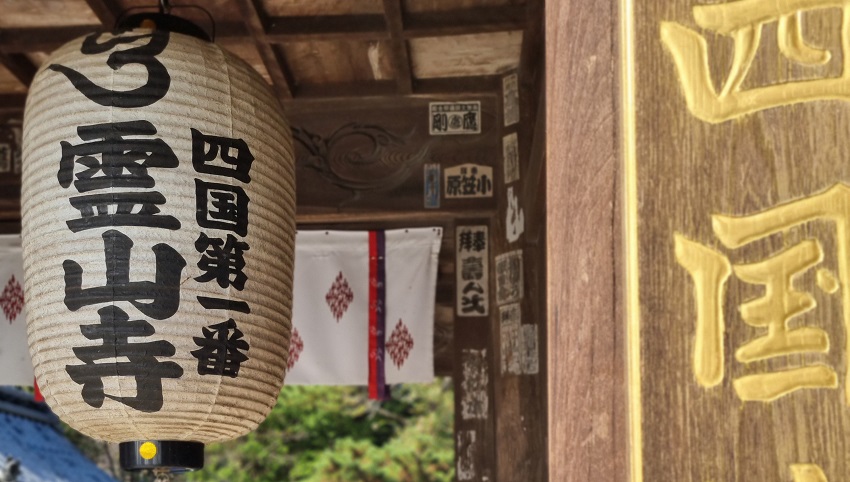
<box><xmin>187</xmin><ymin>379</ymin><xmax>454</xmax><ymax>482</ymax></box>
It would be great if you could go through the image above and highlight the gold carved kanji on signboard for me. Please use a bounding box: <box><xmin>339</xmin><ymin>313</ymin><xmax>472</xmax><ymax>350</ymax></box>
<box><xmin>676</xmin><ymin>184</ymin><xmax>850</xmax><ymax>403</ymax></box>
<box><xmin>661</xmin><ymin>0</ymin><xmax>848</xmax><ymax>123</ymax></box>
<box><xmin>676</xmin><ymin>184</ymin><xmax>850</xmax><ymax>481</ymax></box>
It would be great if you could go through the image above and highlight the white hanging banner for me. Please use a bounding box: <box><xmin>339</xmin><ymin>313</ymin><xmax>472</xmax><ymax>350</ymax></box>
<box><xmin>286</xmin><ymin>231</ymin><xmax>370</xmax><ymax>385</ymax></box>
<box><xmin>383</xmin><ymin>228</ymin><xmax>440</xmax><ymax>384</ymax></box>
<box><xmin>287</xmin><ymin>228</ymin><xmax>441</xmax><ymax>386</ymax></box>
<box><xmin>0</xmin><ymin>235</ymin><xmax>35</xmax><ymax>386</ymax></box>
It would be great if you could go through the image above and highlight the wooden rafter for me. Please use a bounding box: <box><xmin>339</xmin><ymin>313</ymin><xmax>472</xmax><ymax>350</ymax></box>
<box><xmin>234</xmin><ymin>0</ymin><xmax>294</xmax><ymax>99</ymax></box>
<box><xmin>83</xmin><ymin>0</ymin><xmax>120</xmax><ymax>29</ymax></box>
<box><xmin>403</xmin><ymin>5</ymin><xmax>527</xmax><ymax>38</ymax></box>
<box><xmin>265</xmin><ymin>15</ymin><xmax>387</xmax><ymax>42</ymax></box>
<box><xmin>382</xmin><ymin>0</ymin><xmax>413</xmax><ymax>94</ymax></box>
<box><xmin>0</xmin><ymin>53</ymin><xmax>37</xmax><ymax>87</ymax></box>
<box><xmin>0</xmin><ymin>26</ymin><xmax>100</xmax><ymax>53</ymax></box>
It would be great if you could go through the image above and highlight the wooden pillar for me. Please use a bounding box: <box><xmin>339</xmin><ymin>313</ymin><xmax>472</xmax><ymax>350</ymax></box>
<box><xmin>546</xmin><ymin>0</ymin><xmax>625</xmax><ymax>479</ymax></box>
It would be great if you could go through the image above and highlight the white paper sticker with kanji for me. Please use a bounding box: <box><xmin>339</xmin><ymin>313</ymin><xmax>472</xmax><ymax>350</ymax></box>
<box><xmin>506</xmin><ymin>186</ymin><xmax>525</xmax><ymax>243</ymax></box>
<box><xmin>0</xmin><ymin>235</ymin><xmax>34</xmax><ymax>386</ymax></box>
<box><xmin>502</xmin><ymin>73</ymin><xmax>520</xmax><ymax>127</ymax></box>
<box><xmin>429</xmin><ymin>101</ymin><xmax>481</xmax><ymax>135</ymax></box>
<box><xmin>457</xmin><ymin>226</ymin><xmax>489</xmax><ymax>317</ymax></box>
<box><xmin>503</xmin><ymin>132</ymin><xmax>520</xmax><ymax>184</ymax></box>
<box><xmin>496</xmin><ymin>250</ymin><xmax>524</xmax><ymax>305</ymax></box>
<box><xmin>445</xmin><ymin>164</ymin><xmax>494</xmax><ymax>199</ymax></box>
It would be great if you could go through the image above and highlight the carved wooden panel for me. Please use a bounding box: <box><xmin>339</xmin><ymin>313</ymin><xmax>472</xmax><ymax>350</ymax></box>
<box><xmin>626</xmin><ymin>1</ymin><xmax>850</xmax><ymax>481</ymax></box>
<box><xmin>288</xmin><ymin>96</ymin><xmax>499</xmax><ymax>214</ymax></box>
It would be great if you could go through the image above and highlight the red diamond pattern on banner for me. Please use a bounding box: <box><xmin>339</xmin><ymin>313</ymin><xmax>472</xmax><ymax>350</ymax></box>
<box><xmin>325</xmin><ymin>271</ymin><xmax>354</xmax><ymax>322</ymax></box>
<box><xmin>288</xmin><ymin>328</ymin><xmax>304</xmax><ymax>371</ymax></box>
<box><xmin>386</xmin><ymin>319</ymin><xmax>414</xmax><ymax>369</ymax></box>
<box><xmin>0</xmin><ymin>275</ymin><xmax>23</xmax><ymax>323</ymax></box>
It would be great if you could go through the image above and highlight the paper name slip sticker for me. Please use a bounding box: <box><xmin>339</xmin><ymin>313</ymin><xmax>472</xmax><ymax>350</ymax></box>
<box><xmin>456</xmin><ymin>225</ymin><xmax>489</xmax><ymax>317</ymax></box>
<box><xmin>429</xmin><ymin>101</ymin><xmax>481</xmax><ymax>135</ymax></box>
<box><xmin>502</xmin><ymin>73</ymin><xmax>520</xmax><ymax>127</ymax></box>
<box><xmin>502</xmin><ymin>132</ymin><xmax>520</xmax><ymax>185</ymax></box>
<box><xmin>625</xmin><ymin>0</ymin><xmax>850</xmax><ymax>480</ymax></box>
<box><xmin>445</xmin><ymin>164</ymin><xmax>493</xmax><ymax>199</ymax></box>
<box><xmin>424</xmin><ymin>163</ymin><xmax>441</xmax><ymax>209</ymax></box>
<box><xmin>460</xmin><ymin>349</ymin><xmax>488</xmax><ymax>420</ymax></box>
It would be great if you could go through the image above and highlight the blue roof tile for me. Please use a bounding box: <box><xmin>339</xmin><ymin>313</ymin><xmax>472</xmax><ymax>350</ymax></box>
<box><xmin>0</xmin><ymin>388</ymin><xmax>116</xmax><ymax>482</ymax></box>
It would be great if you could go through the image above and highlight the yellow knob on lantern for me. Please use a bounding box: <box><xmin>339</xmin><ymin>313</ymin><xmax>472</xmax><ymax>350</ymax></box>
<box><xmin>139</xmin><ymin>442</ymin><xmax>158</xmax><ymax>460</ymax></box>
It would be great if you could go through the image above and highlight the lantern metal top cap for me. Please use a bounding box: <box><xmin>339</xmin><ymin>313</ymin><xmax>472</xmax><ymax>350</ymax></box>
<box><xmin>115</xmin><ymin>2</ymin><xmax>214</xmax><ymax>41</ymax></box>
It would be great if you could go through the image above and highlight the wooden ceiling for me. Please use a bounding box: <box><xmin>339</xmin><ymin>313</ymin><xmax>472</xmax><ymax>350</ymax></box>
<box><xmin>0</xmin><ymin>0</ymin><xmax>539</xmax><ymax>109</ymax></box>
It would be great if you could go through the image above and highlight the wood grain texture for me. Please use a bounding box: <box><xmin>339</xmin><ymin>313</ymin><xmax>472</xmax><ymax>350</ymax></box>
<box><xmin>261</xmin><ymin>0</ymin><xmax>384</xmax><ymax>16</ymax></box>
<box><xmin>281</xmin><ymin>39</ymin><xmax>394</xmax><ymax>85</ymax></box>
<box><xmin>409</xmin><ymin>31</ymin><xmax>522</xmax><ymax>78</ymax></box>
<box><xmin>0</xmin><ymin>0</ymin><xmax>99</xmax><ymax>28</ymax></box>
<box><xmin>546</xmin><ymin>0</ymin><xmax>625</xmax><ymax>481</ymax></box>
<box><xmin>405</xmin><ymin>0</ymin><xmax>525</xmax><ymax>14</ymax></box>
<box><xmin>632</xmin><ymin>3</ymin><xmax>850</xmax><ymax>481</ymax></box>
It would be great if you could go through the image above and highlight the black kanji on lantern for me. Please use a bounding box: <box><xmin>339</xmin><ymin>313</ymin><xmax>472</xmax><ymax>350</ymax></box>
<box><xmin>191</xmin><ymin>319</ymin><xmax>250</xmax><ymax>378</ymax></box>
<box><xmin>191</xmin><ymin>129</ymin><xmax>254</xmax><ymax>183</ymax></box>
<box><xmin>195</xmin><ymin>232</ymin><xmax>249</xmax><ymax>290</ymax></box>
<box><xmin>195</xmin><ymin>179</ymin><xmax>249</xmax><ymax>236</ymax></box>
<box><xmin>58</xmin><ymin>121</ymin><xmax>179</xmax><ymax>192</ymax></box>
<box><xmin>49</xmin><ymin>31</ymin><xmax>171</xmax><ymax>108</ymax></box>
<box><xmin>66</xmin><ymin>305</ymin><xmax>183</xmax><ymax>412</ymax></box>
<box><xmin>67</xmin><ymin>192</ymin><xmax>180</xmax><ymax>232</ymax></box>
<box><xmin>64</xmin><ymin>230</ymin><xmax>186</xmax><ymax>320</ymax></box>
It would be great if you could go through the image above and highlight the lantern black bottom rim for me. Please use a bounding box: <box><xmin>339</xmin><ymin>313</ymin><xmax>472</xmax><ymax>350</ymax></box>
<box><xmin>119</xmin><ymin>440</ymin><xmax>204</xmax><ymax>472</ymax></box>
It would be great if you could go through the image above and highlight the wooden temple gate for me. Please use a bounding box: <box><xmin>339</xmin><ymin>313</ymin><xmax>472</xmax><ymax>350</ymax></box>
<box><xmin>7</xmin><ymin>0</ymin><xmax>843</xmax><ymax>480</ymax></box>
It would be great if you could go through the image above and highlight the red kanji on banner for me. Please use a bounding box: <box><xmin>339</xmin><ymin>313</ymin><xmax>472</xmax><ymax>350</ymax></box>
<box><xmin>288</xmin><ymin>327</ymin><xmax>304</xmax><ymax>370</ymax></box>
<box><xmin>386</xmin><ymin>319</ymin><xmax>414</xmax><ymax>369</ymax></box>
<box><xmin>0</xmin><ymin>275</ymin><xmax>24</xmax><ymax>323</ymax></box>
<box><xmin>325</xmin><ymin>271</ymin><xmax>354</xmax><ymax>322</ymax></box>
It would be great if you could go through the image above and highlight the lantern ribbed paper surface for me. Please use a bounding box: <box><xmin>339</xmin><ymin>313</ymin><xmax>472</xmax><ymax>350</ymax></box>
<box><xmin>21</xmin><ymin>29</ymin><xmax>295</xmax><ymax>444</ymax></box>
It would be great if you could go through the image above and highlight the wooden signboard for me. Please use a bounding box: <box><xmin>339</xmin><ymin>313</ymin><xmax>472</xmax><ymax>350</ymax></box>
<box><xmin>624</xmin><ymin>1</ymin><xmax>850</xmax><ymax>481</ymax></box>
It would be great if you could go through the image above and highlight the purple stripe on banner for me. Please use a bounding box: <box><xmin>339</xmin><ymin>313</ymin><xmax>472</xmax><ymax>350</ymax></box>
<box><xmin>376</xmin><ymin>230</ymin><xmax>388</xmax><ymax>399</ymax></box>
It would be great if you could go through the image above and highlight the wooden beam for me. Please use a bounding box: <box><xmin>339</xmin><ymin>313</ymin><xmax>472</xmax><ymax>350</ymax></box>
<box><xmin>0</xmin><ymin>53</ymin><xmax>36</xmax><ymax>87</ymax></box>
<box><xmin>296</xmin><ymin>209</ymin><xmax>496</xmax><ymax>225</ymax></box>
<box><xmin>233</xmin><ymin>0</ymin><xmax>294</xmax><ymax>99</ymax></box>
<box><xmin>0</xmin><ymin>26</ymin><xmax>100</xmax><ymax>53</ymax></box>
<box><xmin>382</xmin><ymin>0</ymin><xmax>413</xmax><ymax>94</ymax></box>
<box><xmin>404</xmin><ymin>5</ymin><xmax>527</xmax><ymax>38</ymax></box>
<box><xmin>295</xmin><ymin>80</ymin><xmax>396</xmax><ymax>99</ymax></box>
<box><xmin>260</xmin><ymin>7</ymin><xmax>524</xmax><ymax>43</ymax></box>
<box><xmin>0</xmin><ymin>94</ymin><xmax>26</xmax><ymax>112</ymax></box>
<box><xmin>414</xmin><ymin>75</ymin><xmax>502</xmax><ymax>95</ymax></box>
<box><xmin>265</xmin><ymin>15</ymin><xmax>387</xmax><ymax>42</ymax></box>
<box><xmin>83</xmin><ymin>0</ymin><xmax>120</xmax><ymax>29</ymax></box>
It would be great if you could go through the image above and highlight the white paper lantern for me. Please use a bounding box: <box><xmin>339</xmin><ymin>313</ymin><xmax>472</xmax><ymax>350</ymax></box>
<box><xmin>21</xmin><ymin>20</ymin><xmax>295</xmax><ymax>471</ymax></box>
